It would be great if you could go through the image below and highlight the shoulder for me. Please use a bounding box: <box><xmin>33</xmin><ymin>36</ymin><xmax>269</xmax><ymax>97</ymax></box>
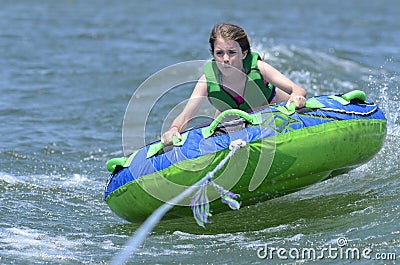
<box><xmin>257</xmin><ymin>59</ymin><xmax>279</xmax><ymax>73</ymax></box>
<box><xmin>195</xmin><ymin>74</ymin><xmax>207</xmax><ymax>87</ymax></box>
<box><xmin>257</xmin><ymin>60</ymin><xmax>270</xmax><ymax>75</ymax></box>
<box><xmin>199</xmin><ymin>74</ymin><xmax>206</xmax><ymax>82</ymax></box>
<box><xmin>192</xmin><ymin>74</ymin><xmax>208</xmax><ymax>95</ymax></box>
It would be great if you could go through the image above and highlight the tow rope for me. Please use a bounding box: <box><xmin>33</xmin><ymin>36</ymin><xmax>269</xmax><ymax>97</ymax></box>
<box><xmin>110</xmin><ymin>140</ymin><xmax>246</xmax><ymax>265</ymax></box>
<box><xmin>190</xmin><ymin>139</ymin><xmax>245</xmax><ymax>227</ymax></box>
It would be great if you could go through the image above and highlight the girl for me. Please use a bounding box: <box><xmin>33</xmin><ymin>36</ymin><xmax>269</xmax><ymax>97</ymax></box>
<box><xmin>161</xmin><ymin>23</ymin><xmax>306</xmax><ymax>145</ymax></box>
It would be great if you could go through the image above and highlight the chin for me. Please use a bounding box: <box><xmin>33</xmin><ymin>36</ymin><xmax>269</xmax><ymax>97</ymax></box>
<box><xmin>223</xmin><ymin>66</ymin><xmax>242</xmax><ymax>76</ymax></box>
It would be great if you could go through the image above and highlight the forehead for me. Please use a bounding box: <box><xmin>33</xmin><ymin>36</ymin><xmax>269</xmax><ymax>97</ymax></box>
<box><xmin>214</xmin><ymin>38</ymin><xmax>241</xmax><ymax>50</ymax></box>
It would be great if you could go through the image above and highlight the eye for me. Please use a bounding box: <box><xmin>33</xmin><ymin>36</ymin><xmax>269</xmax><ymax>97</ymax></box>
<box><xmin>215</xmin><ymin>50</ymin><xmax>224</xmax><ymax>56</ymax></box>
<box><xmin>227</xmin><ymin>50</ymin><xmax>237</xmax><ymax>56</ymax></box>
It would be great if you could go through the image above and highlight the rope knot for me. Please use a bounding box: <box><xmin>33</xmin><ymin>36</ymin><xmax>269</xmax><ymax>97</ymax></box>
<box><xmin>189</xmin><ymin>140</ymin><xmax>245</xmax><ymax>227</ymax></box>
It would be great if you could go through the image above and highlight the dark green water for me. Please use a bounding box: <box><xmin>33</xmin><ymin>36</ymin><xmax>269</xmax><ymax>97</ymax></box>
<box><xmin>0</xmin><ymin>0</ymin><xmax>399</xmax><ymax>264</ymax></box>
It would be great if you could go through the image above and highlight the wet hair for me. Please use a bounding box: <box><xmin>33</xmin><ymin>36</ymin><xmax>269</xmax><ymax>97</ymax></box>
<box><xmin>209</xmin><ymin>23</ymin><xmax>251</xmax><ymax>54</ymax></box>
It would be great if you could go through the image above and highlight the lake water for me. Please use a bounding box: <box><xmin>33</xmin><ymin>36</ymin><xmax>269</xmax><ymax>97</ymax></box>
<box><xmin>0</xmin><ymin>0</ymin><xmax>399</xmax><ymax>264</ymax></box>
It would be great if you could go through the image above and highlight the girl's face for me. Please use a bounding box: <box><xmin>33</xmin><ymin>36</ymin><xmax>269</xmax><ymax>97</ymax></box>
<box><xmin>213</xmin><ymin>38</ymin><xmax>247</xmax><ymax>74</ymax></box>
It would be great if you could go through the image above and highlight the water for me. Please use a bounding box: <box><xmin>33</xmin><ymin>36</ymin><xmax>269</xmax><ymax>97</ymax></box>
<box><xmin>0</xmin><ymin>0</ymin><xmax>399</xmax><ymax>264</ymax></box>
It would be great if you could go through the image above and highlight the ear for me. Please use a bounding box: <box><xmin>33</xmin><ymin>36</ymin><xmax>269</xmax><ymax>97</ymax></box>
<box><xmin>242</xmin><ymin>50</ymin><xmax>248</xmax><ymax>59</ymax></box>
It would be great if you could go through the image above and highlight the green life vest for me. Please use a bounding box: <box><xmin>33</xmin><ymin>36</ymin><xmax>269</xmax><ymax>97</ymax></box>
<box><xmin>204</xmin><ymin>51</ymin><xmax>275</xmax><ymax>112</ymax></box>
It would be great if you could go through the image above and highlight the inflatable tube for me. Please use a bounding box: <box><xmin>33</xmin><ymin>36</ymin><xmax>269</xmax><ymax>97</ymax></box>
<box><xmin>104</xmin><ymin>90</ymin><xmax>387</xmax><ymax>223</ymax></box>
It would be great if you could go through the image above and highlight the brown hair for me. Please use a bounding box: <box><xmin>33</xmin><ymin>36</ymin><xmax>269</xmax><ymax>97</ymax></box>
<box><xmin>209</xmin><ymin>23</ymin><xmax>251</xmax><ymax>54</ymax></box>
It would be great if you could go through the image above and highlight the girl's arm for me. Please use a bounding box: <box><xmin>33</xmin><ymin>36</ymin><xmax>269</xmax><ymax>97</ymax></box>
<box><xmin>258</xmin><ymin>60</ymin><xmax>306</xmax><ymax>108</ymax></box>
<box><xmin>161</xmin><ymin>74</ymin><xmax>208</xmax><ymax>145</ymax></box>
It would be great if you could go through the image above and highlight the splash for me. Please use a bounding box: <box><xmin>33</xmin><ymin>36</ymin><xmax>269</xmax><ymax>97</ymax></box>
<box><xmin>252</xmin><ymin>41</ymin><xmax>378</xmax><ymax>97</ymax></box>
<box><xmin>367</xmin><ymin>59</ymin><xmax>400</xmax><ymax>137</ymax></box>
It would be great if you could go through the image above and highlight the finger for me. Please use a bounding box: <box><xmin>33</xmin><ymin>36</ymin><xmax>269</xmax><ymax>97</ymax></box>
<box><xmin>161</xmin><ymin>132</ymin><xmax>170</xmax><ymax>145</ymax></box>
<box><xmin>175</xmin><ymin>131</ymin><xmax>182</xmax><ymax>140</ymax></box>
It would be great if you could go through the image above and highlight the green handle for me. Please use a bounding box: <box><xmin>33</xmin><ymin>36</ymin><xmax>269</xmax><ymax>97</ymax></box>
<box><xmin>341</xmin><ymin>90</ymin><xmax>366</xmax><ymax>102</ymax></box>
<box><xmin>172</xmin><ymin>135</ymin><xmax>182</xmax><ymax>146</ymax></box>
<box><xmin>202</xmin><ymin>109</ymin><xmax>262</xmax><ymax>138</ymax></box>
<box><xmin>275</xmin><ymin>101</ymin><xmax>296</xmax><ymax>115</ymax></box>
<box><xmin>106</xmin><ymin>157</ymin><xmax>127</xmax><ymax>172</ymax></box>
<box><xmin>330</xmin><ymin>90</ymin><xmax>367</xmax><ymax>105</ymax></box>
<box><xmin>146</xmin><ymin>133</ymin><xmax>188</xmax><ymax>158</ymax></box>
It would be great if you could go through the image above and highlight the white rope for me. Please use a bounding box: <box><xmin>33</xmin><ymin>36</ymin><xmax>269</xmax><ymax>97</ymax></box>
<box><xmin>110</xmin><ymin>140</ymin><xmax>245</xmax><ymax>265</ymax></box>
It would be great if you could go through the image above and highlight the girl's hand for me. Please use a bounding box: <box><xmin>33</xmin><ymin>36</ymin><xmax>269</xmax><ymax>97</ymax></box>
<box><xmin>161</xmin><ymin>126</ymin><xmax>182</xmax><ymax>145</ymax></box>
<box><xmin>286</xmin><ymin>94</ymin><xmax>306</xmax><ymax>108</ymax></box>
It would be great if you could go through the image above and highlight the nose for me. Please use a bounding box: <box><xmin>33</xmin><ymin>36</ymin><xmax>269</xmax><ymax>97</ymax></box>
<box><xmin>223</xmin><ymin>54</ymin><xmax>230</xmax><ymax>63</ymax></box>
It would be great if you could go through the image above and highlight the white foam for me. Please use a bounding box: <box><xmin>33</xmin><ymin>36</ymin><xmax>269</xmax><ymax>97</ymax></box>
<box><xmin>0</xmin><ymin>172</ymin><xmax>20</xmax><ymax>185</ymax></box>
<box><xmin>61</xmin><ymin>173</ymin><xmax>91</xmax><ymax>188</ymax></box>
<box><xmin>0</xmin><ymin>227</ymin><xmax>81</xmax><ymax>262</ymax></box>
<box><xmin>286</xmin><ymin>233</ymin><xmax>305</xmax><ymax>242</ymax></box>
<box><xmin>2</xmin><ymin>227</ymin><xmax>77</xmax><ymax>249</ymax></box>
